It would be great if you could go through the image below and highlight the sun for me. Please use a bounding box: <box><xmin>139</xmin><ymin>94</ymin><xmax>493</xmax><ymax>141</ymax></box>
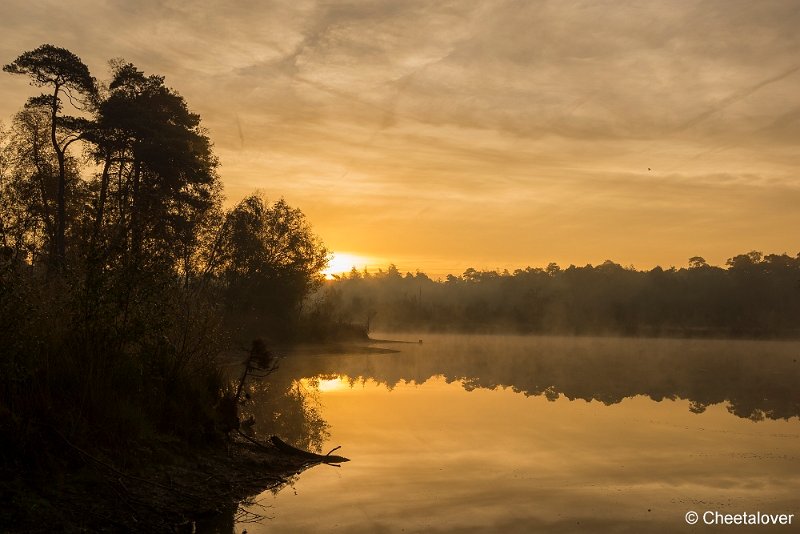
<box><xmin>322</xmin><ymin>252</ymin><xmax>373</xmax><ymax>279</ymax></box>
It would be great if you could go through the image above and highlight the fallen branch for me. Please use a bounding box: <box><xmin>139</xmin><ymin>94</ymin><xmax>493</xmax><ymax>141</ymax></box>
<box><xmin>269</xmin><ymin>436</ymin><xmax>350</xmax><ymax>464</ymax></box>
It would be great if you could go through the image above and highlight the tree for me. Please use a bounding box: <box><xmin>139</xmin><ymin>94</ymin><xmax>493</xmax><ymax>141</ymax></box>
<box><xmin>688</xmin><ymin>256</ymin><xmax>707</xmax><ymax>269</ymax></box>
<box><xmin>3</xmin><ymin>46</ymin><xmax>349</xmax><ymax>528</ymax></box>
<box><xmin>3</xmin><ymin>45</ymin><xmax>98</xmax><ymax>267</ymax></box>
<box><xmin>217</xmin><ymin>194</ymin><xmax>328</xmax><ymax>336</ymax></box>
<box><xmin>0</xmin><ymin>105</ymin><xmax>88</xmax><ymax>266</ymax></box>
<box><xmin>87</xmin><ymin>62</ymin><xmax>221</xmax><ymax>281</ymax></box>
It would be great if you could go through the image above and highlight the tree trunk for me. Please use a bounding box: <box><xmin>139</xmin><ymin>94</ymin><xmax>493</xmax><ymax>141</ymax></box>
<box><xmin>49</xmin><ymin>83</ymin><xmax>67</xmax><ymax>269</ymax></box>
<box><xmin>92</xmin><ymin>153</ymin><xmax>112</xmax><ymax>245</ymax></box>
<box><xmin>130</xmin><ymin>159</ymin><xmax>142</xmax><ymax>263</ymax></box>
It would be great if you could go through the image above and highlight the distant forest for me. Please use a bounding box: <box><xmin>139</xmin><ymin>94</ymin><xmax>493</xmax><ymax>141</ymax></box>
<box><xmin>319</xmin><ymin>252</ymin><xmax>800</xmax><ymax>338</ymax></box>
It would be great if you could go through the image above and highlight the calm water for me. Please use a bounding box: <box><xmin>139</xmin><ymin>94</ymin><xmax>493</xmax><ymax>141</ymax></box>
<box><xmin>235</xmin><ymin>334</ymin><xmax>800</xmax><ymax>533</ymax></box>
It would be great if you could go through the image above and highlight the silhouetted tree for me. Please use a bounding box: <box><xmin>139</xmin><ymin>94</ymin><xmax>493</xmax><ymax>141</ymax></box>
<box><xmin>0</xmin><ymin>45</ymin><xmax>330</xmax><ymax>465</ymax></box>
<box><xmin>3</xmin><ymin>45</ymin><xmax>98</xmax><ymax>267</ymax></box>
<box><xmin>90</xmin><ymin>62</ymin><xmax>220</xmax><ymax>275</ymax></box>
<box><xmin>216</xmin><ymin>194</ymin><xmax>328</xmax><ymax>339</ymax></box>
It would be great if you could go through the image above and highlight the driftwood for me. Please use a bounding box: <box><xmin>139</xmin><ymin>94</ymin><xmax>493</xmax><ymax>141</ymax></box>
<box><xmin>234</xmin><ymin>430</ymin><xmax>349</xmax><ymax>465</ymax></box>
<box><xmin>269</xmin><ymin>436</ymin><xmax>350</xmax><ymax>464</ymax></box>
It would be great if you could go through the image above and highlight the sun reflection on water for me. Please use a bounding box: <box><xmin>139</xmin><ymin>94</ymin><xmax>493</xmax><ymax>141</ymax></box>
<box><xmin>301</xmin><ymin>375</ymin><xmax>358</xmax><ymax>393</ymax></box>
<box><xmin>315</xmin><ymin>376</ymin><xmax>349</xmax><ymax>392</ymax></box>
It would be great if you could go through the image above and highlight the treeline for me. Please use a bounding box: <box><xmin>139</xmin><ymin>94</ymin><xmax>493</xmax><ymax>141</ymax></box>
<box><xmin>318</xmin><ymin>252</ymin><xmax>800</xmax><ymax>337</ymax></box>
<box><xmin>0</xmin><ymin>44</ymin><xmax>327</xmax><ymax>459</ymax></box>
<box><xmin>277</xmin><ymin>336</ymin><xmax>800</xmax><ymax>421</ymax></box>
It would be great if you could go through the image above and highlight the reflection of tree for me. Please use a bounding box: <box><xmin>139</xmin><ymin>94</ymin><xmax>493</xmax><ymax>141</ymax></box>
<box><xmin>275</xmin><ymin>337</ymin><xmax>800</xmax><ymax>422</ymax></box>
<box><xmin>194</xmin><ymin>472</ymin><xmax>304</xmax><ymax>534</ymax></box>
<box><xmin>242</xmin><ymin>376</ymin><xmax>330</xmax><ymax>453</ymax></box>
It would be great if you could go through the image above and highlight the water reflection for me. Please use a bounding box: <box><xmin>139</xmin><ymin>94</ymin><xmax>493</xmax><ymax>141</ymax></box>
<box><xmin>226</xmin><ymin>335</ymin><xmax>800</xmax><ymax>533</ymax></box>
<box><xmin>277</xmin><ymin>335</ymin><xmax>800</xmax><ymax>421</ymax></box>
<box><xmin>241</xmin><ymin>376</ymin><xmax>330</xmax><ymax>453</ymax></box>
<box><xmin>195</xmin><ymin>375</ymin><xmax>329</xmax><ymax>534</ymax></box>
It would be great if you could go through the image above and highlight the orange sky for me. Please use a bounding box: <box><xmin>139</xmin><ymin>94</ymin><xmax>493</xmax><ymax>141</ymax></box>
<box><xmin>2</xmin><ymin>1</ymin><xmax>799</xmax><ymax>277</ymax></box>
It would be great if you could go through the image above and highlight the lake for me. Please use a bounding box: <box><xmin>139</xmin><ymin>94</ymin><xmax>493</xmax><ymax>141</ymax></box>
<box><xmin>228</xmin><ymin>334</ymin><xmax>800</xmax><ymax>533</ymax></box>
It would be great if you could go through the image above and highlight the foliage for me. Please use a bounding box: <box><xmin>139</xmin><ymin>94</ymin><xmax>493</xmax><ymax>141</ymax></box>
<box><xmin>0</xmin><ymin>45</ymin><xmax>328</xmax><ymax>465</ymax></box>
<box><xmin>215</xmin><ymin>194</ymin><xmax>329</xmax><ymax>341</ymax></box>
<box><xmin>2</xmin><ymin>44</ymin><xmax>96</xmax><ymax>101</ymax></box>
<box><xmin>320</xmin><ymin>253</ymin><xmax>800</xmax><ymax>338</ymax></box>
<box><xmin>3</xmin><ymin>44</ymin><xmax>98</xmax><ymax>267</ymax></box>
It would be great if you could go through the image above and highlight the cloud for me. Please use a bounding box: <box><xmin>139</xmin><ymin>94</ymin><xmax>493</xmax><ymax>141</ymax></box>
<box><xmin>1</xmin><ymin>0</ymin><xmax>799</xmax><ymax>269</ymax></box>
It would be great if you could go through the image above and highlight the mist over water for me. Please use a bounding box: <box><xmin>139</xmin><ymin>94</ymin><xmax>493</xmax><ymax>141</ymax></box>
<box><xmin>235</xmin><ymin>334</ymin><xmax>800</xmax><ymax>533</ymax></box>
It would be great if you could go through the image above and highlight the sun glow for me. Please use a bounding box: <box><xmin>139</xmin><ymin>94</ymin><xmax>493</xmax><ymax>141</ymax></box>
<box><xmin>312</xmin><ymin>376</ymin><xmax>350</xmax><ymax>392</ymax></box>
<box><xmin>322</xmin><ymin>252</ymin><xmax>374</xmax><ymax>279</ymax></box>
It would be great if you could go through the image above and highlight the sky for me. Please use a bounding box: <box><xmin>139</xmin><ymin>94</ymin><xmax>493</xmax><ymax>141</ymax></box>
<box><xmin>1</xmin><ymin>0</ymin><xmax>799</xmax><ymax>277</ymax></box>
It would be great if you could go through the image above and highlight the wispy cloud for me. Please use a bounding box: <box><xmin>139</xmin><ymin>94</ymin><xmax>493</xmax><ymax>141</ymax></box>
<box><xmin>1</xmin><ymin>0</ymin><xmax>799</xmax><ymax>270</ymax></box>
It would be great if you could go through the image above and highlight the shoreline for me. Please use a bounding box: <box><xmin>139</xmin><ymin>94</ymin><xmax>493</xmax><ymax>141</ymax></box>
<box><xmin>1</xmin><ymin>433</ymin><xmax>326</xmax><ymax>533</ymax></box>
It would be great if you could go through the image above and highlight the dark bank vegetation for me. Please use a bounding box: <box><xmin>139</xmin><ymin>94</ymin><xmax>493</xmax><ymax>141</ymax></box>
<box><xmin>0</xmin><ymin>45</ymin><xmax>329</xmax><ymax>530</ymax></box>
<box><xmin>320</xmin><ymin>252</ymin><xmax>800</xmax><ymax>338</ymax></box>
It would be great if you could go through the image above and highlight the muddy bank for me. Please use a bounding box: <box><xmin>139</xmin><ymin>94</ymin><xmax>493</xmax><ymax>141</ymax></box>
<box><xmin>1</xmin><ymin>433</ymin><xmax>328</xmax><ymax>533</ymax></box>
